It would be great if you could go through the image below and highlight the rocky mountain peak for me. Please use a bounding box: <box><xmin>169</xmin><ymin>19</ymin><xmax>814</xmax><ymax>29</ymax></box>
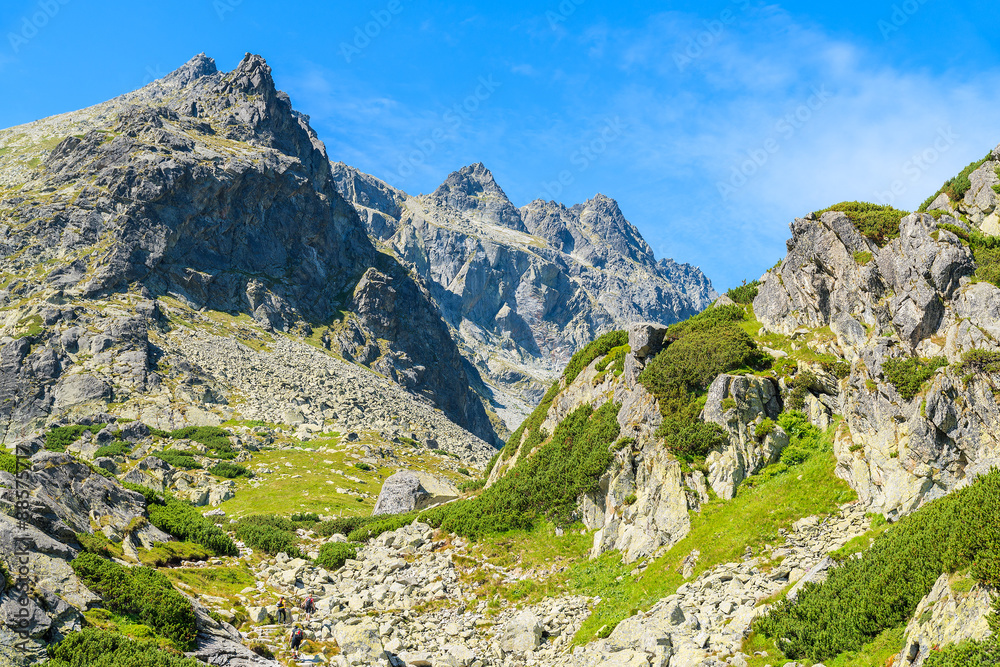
<box><xmin>429</xmin><ymin>163</ymin><xmax>527</xmax><ymax>232</ymax></box>
<box><xmin>160</xmin><ymin>52</ymin><xmax>218</xmax><ymax>89</ymax></box>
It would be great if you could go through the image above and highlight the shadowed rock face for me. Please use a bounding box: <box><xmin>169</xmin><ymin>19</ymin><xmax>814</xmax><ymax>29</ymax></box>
<box><xmin>0</xmin><ymin>53</ymin><xmax>498</xmax><ymax>445</ymax></box>
<box><xmin>331</xmin><ymin>162</ymin><xmax>716</xmax><ymax>428</ymax></box>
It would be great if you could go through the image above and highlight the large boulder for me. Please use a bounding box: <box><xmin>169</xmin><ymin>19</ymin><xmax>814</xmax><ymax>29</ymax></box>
<box><xmin>499</xmin><ymin>609</ymin><xmax>542</xmax><ymax>654</ymax></box>
<box><xmin>334</xmin><ymin>618</ymin><xmax>384</xmax><ymax>666</ymax></box>
<box><xmin>372</xmin><ymin>470</ymin><xmax>459</xmax><ymax>516</ymax></box>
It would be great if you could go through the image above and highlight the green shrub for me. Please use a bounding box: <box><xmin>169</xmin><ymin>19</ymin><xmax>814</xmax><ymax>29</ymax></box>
<box><xmin>813</xmin><ymin>202</ymin><xmax>909</xmax><ymax>246</ymax></box>
<box><xmin>920</xmin><ymin>153</ymin><xmax>993</xmax><ymax>209</ymax></box>
<box><xmin>93</xmin><ymin>441</ymin><xmax>131</xmax><ymax>459</ymax></box>
<box><xmin>821</xmin><ymin>360</ymin><xmax>851</xmax><ymax>379</ymax></box>
<box><xmin>422</xmin><ymin>401</ymin><xmax>621</xmax><ymax>538</ymax></box>
<box><xmin>153</xmin><ymin>450</ymin><xmax>202</xmax><ymax>470</ymax></box>
<box><xmin>354</xmin><ymin>462</ymin><xmax>373</xmax><ymax>472</ymax></box>
<box><xmin>595</xmin><ymin>344</ymin><xmax>631</xmax><ymax>377</ymax></box>
<box><xmin>755</xmin><ymin>467</ymin><xmax>1000</xmax><ymax>661</ymax></box>
<box><xmin>786</xmin><ymin>370</ymin><xmax>817</xmax><ymax>411</ymax></box>
<box><xmin>47</xmin><ymin>629</ymin><xmax>204</xmax><ymax>667</ymax></box>
<box><xmin>0</xmin><ymin>450</ymin><xmax>28</xmax><ymax>474</ymax></box>
<box><xmin>290</xmin><ymin>512</ymin><xmax>320</xmax><ymax>523</ymax></box>
<box><xmin>564</xmin><ymin>330</ymin><xmax>629</xmax><ymax>385</ymax></box>
<box><xmin>637</xmin><ymin>304</ymin><xmax>771</xmax><ymax>459</ymax></box>
<box><xmin>726</xmin><ymin>280</ymin><xmax>760</xmax><ymax>304</ymax></box>
<box><xmin>958</xmin><ymin>349</ymin><xmax>1000</xmax><ymax>375</ymax></box>
<box><xmin>315</xmin><ymin>516</ymin><xmax>370</xmax><ymax>537</ymax></box>
<box><xmin>208</xmin><ymin>461</ymin><xmax>253</xmax><ymax>479</ymax></box>
<box><xmin>144</xmin><ymin>496</ymin><xmax>237</xmax><ymax>556</ymax></box>
<box><xmin>756</xmin><ymin>417</ymin><xmax>775</xmax><ymax>439</ymax></box>
<box><xmin>882</xmin><ymin>356</ymin><xmax>947</xmax><ymax>400</ymax></box>
<box><xmin>70</xmin><ymin>553</ymin><xmax>197</xmax><ymax>650</ymax></box>
<box><xmin>315</xmin><ymin>542</ymin><xmax>357</xmax><ymax>570</ymax></box>
<box><xmin>45</xmin><ymin>424</ymin><xmax>105</xmax><ymax>452</ymax></box>
<box><xmin>233</xmin><ymin>515</ymin><xmax>301</xmax><ymax>557</ymax></box>
<box><xmin>459</xmin><ymin>478</ymin><xmax>486</xmax><ymax>493</ymax></box>
<box><xmin>169</xmin><ymin>426</ymin><xmax>233</xmax><ymax>453</ymax></box>
<box><xmin>924</xmin><ymin>637</ymin><xmax>1000</xmax><ymax>667</ymax></box>
<box><xmin>853</xmin><ymin>251</ymin><xmax>873</xmax><ymax>265</ymax></box>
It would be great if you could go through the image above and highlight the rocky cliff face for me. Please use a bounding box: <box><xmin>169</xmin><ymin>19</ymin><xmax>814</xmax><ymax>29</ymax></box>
<box><xmin>331</xmin><ymin>162</ymin><xmax>716</xmax><ymax>429</ymax></box>
<box><xmin>755</xmin><ymin>206</ymin><xmax>1000</xmax><ymax>516</ymax></box>
<box><xmin>0</xmin><ymin>53</ymin><xmax>497</xmax><ymax>446</ymax></box>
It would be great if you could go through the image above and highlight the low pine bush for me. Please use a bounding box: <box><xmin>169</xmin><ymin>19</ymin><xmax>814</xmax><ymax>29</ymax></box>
<box><xmin>726</xmin><ymin>280</ymin><xmax>760</xmax><ymax>304</ymax></box>
<box><xmin>813</xmin><ymin>201</ymin><xmax>909</xmax><ymax>246</ymax></box>
<box><xmin>47</xmin><ymin>629</ymin><xmax>203</xmax><ymax>667</ymax></box>
<box><xmin>70</xmin><ymin>553</ymin><xmax>198</xmax><ymax>650</ymax></box>
<box><xmin>924</xmin><ymin>636</ymin><xmax>1000</xmax><ymax>666</ymax></box>
<box><xmin>958</xmin><ymin>349</ymin><xmax>1000</xmax><ymax>375</ymax></box>
<box><xmin>882</xmin><ymin>356</ymin><xmax>947</xmax><ymax>400</ymax></box>
<box><xmin>563</xmin><ymin>330</ymin><xmax>629</xmax><ymax>385</ymax></box>
<box><xmin>315</xmin><ymin>542</ymin><xmax>357</xmax><ymax>570</ymax></box>
<box><xmin>423</xmin><ymin>401</ymin><xmax>621</xmax><ymax>538</ymax></box>
<box><xmin>638</xmin><ymin>304</ymin><xmax>771</xmax><ymax>460</ymax></box>
<box><xmin>0</xmin><ymin>450</ymin><xmax>28</xmax><ymax>474</ymax></box>
<box><xmin>142</xmin><ymin>493</ymin><xmax>237</xmax><ymax>556</ymax></box>
<box><xmin>315</xmin><ymin>516</ymin><xmax>370</xmax><ymax>537</ymax></box>
<box><xmin>153</xmin><ymin>450</ymin><xmax>202</xmax><ymax>470</ymax></box>
<box><xmin>233</xmin><ymin>515</ymin><xmax>302</xmax><ymax>557</ymax></box>
<box><xmin>93</xmin><ymin>441</ymin><xmax>131</xmax><ymax>459</ymax></box>
<box><xmin>45</xmin><ymin>424</ymin><xmax>105</xmax><ymax>452</ymax></box>
<box><xmin>208</xmin><ymin>461</ymin><xmax>253</xmax><ymax>478</ymax></box>
<box><xmin>755</xmin><ymin>467</ymin><xmax>1000</xmax><ymax>662</ymax></box>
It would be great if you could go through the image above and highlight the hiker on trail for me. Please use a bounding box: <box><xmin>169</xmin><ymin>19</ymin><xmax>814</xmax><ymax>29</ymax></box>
<box><xmin>289</xmin><ymin>624</ymin><xmax>304</xmax><ymax>658</ymax></box>
<box><xmin>302</xmin><ymin>595</ymin><xmax>316</xmax><ymax>621</ymax></box>
<box><xmin>276</xmin><ymin>596</ymin><xmax>288</xmax><ymax>624</ymax></box>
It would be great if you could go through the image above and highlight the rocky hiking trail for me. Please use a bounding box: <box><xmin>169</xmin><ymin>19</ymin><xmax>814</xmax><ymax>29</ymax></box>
<box><xmin>197</xmin><ymin>502</ymin><xmax>871</xmax><ymax>667</ymax></box>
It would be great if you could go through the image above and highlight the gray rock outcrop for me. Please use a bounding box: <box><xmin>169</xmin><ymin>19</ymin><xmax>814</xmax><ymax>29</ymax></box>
<box><xmin>754</xmin><ymin>208</ymin><xmax>1000</xmax><ymax>515</ymax></box>
<box><xmin>0</xmin><ymin>52</ymin><xmax>498</xmax><ymax>445</ymax></box>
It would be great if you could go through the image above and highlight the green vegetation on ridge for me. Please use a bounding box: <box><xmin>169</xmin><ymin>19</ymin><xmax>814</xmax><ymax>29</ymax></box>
<box><xmin>755</xmin><ymin>467</ymin><xmax>1000</xmax><ymax>662</ymax></box>
<box><xmin>423</xmin><ymin>401</ymin><xmax>622</xmax><ymax>538</ymax></box>
<box><xmin>813</xmin><ymin>201</ymin><xmax>909</xmax><ymax>246</ymax></box>
<box><xmin>70</xmin><ymin>553</ymin><xmax>198</xmax><ymax>651</ymax></box>
<box><xmin>637</xmin><ymin>304</ymin><xmax>771</xmax><ymax>460</ymax></box>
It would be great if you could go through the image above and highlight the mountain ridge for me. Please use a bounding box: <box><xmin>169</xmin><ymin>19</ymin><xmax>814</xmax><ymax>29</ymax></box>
<box><xmin>331</xmin><ymin>160</ymin><xmax>716</xmax><ymax>429</ymax></box>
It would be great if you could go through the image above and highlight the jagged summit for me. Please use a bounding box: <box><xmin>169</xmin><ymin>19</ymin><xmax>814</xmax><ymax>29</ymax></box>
<box><xmin>160</xmin><ymin>52</ymin><xmax>218</xmax><ymax>88</ymax></box>
<box><xmin>332</xmin><ymin>161</ymin><xmax>717</xmax><ymax>428</ymax></box>
<box><xmin>429</xmin><ymin>162</ymin><xmax>527</xmax><ymax>232</ymax></box>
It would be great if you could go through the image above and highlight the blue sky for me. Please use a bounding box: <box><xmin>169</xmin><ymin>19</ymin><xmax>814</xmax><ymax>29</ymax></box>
<box><xmin>3</xmin><ymin>1</ymin><xmax>1000</xmax><ymax>291</ymax></box>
